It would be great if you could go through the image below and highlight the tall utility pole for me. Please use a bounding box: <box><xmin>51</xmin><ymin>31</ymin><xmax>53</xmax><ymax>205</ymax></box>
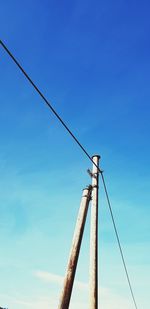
<box><xmin>89</xmin><ymin>155</ymin><xmax>100</xmax><ymax>309</ymax></box>
<box><xmin>58</xmin><ymin>186</ymin><xmax>92</xmax><ymax>309</ymax></box>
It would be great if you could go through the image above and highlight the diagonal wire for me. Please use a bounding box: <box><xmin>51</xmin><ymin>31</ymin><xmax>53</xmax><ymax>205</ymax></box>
<box><xmin>0</xmin><ymin>39</ymin><xmax>100</xmax><ymax>173</ymax></box>
<box><xmin>0</xmin><ymin>39</ymin><xmax>138</xmax><ymax>309</ymax></box>
<box><xmin>101</xmin><ymin>172</ymin><xmax>138</xmax><ymax>309</ymax></box>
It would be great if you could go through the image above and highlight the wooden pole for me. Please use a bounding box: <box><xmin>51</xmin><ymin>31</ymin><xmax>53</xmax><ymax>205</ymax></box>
<box><xmin>89</xmin><ymin>155</ymin><xmax>100</xmax><ymax>309</ymax></box>
<box><xmin>58</xmin><ymin>186</ymin><xmax>92</xmax><ymax>309</ymax></box>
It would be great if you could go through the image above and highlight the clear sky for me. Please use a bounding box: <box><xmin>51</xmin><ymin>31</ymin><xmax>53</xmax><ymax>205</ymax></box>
<box><xmin>0</xmin><ymin>0</ymin><xmax>150</xmax><ymax>308</ymax></box>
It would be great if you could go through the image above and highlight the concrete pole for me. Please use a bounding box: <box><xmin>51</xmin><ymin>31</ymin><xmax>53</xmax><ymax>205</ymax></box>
<box><xmin>89</xmin><ymin>155</ymin><xmax>100</xmax><ymax>309</ymax></box>
<box><xmin>58</xmin><ymin>186</ymin><xmax>92</xmax><ymax>309</ymax></box>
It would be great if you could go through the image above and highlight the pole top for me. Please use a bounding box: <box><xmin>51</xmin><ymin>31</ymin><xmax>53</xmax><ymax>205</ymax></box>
<box><xmin>92</xmin><ymin>154</ymin><xmax>101</xmax><ymax>159</ymax></box>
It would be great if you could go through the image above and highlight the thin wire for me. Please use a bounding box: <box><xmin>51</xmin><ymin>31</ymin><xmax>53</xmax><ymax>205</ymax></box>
<box><xmin>101</xmin><ymin>173</ymin><xmax>138</xmax><ymax>309</ymax></box>
<box><xmin>0</xmin><ymin>39</ymin><xmax>138</xmax><ymax>309</ymax></box>
<box><xmin>0</xmin><ymin>39</ymin><xmax>101</xmax><ymax>174</ymax></box>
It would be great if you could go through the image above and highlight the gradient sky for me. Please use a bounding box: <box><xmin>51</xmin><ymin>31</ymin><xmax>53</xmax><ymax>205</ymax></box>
<box><xmin>0</xmin><ymin>1</ymin><xmax>150</xmax><ymax>308</ymax></box>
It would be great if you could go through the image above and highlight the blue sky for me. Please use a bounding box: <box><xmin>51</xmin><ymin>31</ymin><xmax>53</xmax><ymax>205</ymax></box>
<box><xmin>0</xmin><ymin>0</ymin><xmax>150</xmax><ymax>308</ymax></box>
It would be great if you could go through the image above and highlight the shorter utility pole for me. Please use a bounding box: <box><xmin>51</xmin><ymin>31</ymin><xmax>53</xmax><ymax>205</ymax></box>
<box><xmin>58</xmin><ymin>186</ymin><xmax>92</xmax><ymax>309</ymax></box>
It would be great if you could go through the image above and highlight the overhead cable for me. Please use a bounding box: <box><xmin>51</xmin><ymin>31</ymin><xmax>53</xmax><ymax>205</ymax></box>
<box><xmin>101</xmin><ymin>172</ymin><xmax>138</xmax><ymax>309</ymax></box>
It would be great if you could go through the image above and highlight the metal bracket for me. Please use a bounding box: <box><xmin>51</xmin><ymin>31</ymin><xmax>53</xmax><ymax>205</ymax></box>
<box><xmin>87</xmin><ymin>169</ymin><xmax>97</xmax><ymax>179</ymax></box>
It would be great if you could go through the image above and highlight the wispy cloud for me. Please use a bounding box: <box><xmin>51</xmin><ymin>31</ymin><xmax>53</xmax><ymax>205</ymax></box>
<box><xmin>34</xmin><ymin>270</ymin><xmax>88</xmax><ymax>290</ymax></box>
<box><xmin>34</xmin><ymin>270</ymin><xmax>133</xmax><ymax>309</ymax></box>
<box><xmin>4</xmin><ymin>269</ymin><xmax>134</xmax><ymax>309</ymax></box>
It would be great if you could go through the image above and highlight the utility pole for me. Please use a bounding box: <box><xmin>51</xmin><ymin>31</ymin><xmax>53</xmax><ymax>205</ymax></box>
<box><xmin>89</xmin><ymin>155</ymin><xmax>100</xmax><ymax>309</ymax></box>
<box><xmin>58</xmin><ymin>186</ymin><xmax>92</xmax><ymax>309</ymax></box>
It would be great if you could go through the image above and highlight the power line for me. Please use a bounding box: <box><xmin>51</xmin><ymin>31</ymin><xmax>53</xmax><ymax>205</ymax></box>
<box><xmin>0</xmin><ymin>39</ymin><xmax>138</xmax><ymax>309</ymax></box>
<box><xmin>0</xmin><ymin>40</ymin><xmax>100</xmax><ymax>174</ymax></box>
<box><xmin>101</xmin><ymin>173</ymin><xmax>138</xmax><ymax>309</ymax></box>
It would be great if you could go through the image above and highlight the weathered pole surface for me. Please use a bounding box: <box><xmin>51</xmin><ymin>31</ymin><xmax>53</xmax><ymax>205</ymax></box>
<box><xmin>58</xmin><ymin>186</ymin><xmax>92</xmax><ymax>309</ymax></box>
<box><xmin>89</xmin><ymin>155</ymin><xmax>100</xmax><ymax>309</ymax></box>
